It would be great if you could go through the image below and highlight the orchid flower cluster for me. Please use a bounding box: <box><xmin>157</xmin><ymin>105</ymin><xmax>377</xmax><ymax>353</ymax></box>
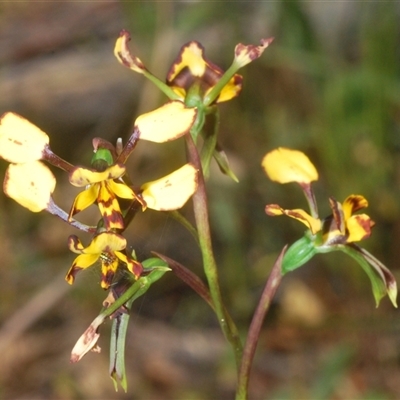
<box><xmin>0</xmin><ymin>28</ymin><xmax>396</xmax><ymax>398</ymax></box>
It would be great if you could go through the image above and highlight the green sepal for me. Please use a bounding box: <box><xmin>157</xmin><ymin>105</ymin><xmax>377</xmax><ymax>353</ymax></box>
<box><xmin>282</xmin><ymin>234</ymin><xmax>317</xmax><ymax>274</ymax></box>
<box><xmin>200</xmin><ymin>110</ymin><xmax>218</xmax><ymax>180</ymax></box>
<box><xmin>109</xmin><ymin>297</ymin><xmax>133</xmax><ymax>392</ymax></box>
<box><xmin>109</xmin><ymin>259</ymin><xmax>170</xmax><ymax>391</ymax></box>
<box><xmin>338</xmin><ymin>245</ymin><xmax>388</xmax><ymax>307</ymax></box>
<box><xmin>203</xmin><ymin>62</ymin><xmax>240</xmax><ymax>106</ymax></box>
<box><xmin>91</xmin><ymin>148</ymin><xmax>114</xmax><ymax>171</ymax></box>
<box><xmin>142</xmin><ymin>69</ymin><xmax>182</xmax><ymax>101</ymax></box>
<box><xmin>189</xmin><ymin>106</ymin><xmax>206</xmax><ymax>143</ymax></box>
<box><xmin>212</xmin><ymin>145</ymin><xmax>239</xmax><ymax>182</ymax></box>
<box><xmin>142</xmin><ymin>257</ymin><xmax>171</xmax><ymax>273</ymax></box>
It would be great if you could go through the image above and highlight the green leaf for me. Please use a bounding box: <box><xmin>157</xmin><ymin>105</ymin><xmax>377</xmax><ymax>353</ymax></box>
<box><xmin>282</xmin><ymin>234</ymin><xmax>317</xmax><ymax>274</ymax></box>
<box><xmin>339</xmin><ymin>245</ymin><xmax>388</xmax><ymax>307</ymax></box>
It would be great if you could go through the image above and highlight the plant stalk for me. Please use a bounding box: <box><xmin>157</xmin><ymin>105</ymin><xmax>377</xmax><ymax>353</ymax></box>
<box><xmin>185</xmin><ymin>133</ymin><xmax>243</xmax><ymax>369</ymax></box>
<box><xmin>235</xmin><ymin>247</ymin><xmax>285</xmax><ymax>400</ymax></box>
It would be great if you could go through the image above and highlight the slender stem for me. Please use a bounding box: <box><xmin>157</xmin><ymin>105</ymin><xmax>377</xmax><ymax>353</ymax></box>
<box><xmin>142</xmin><ymin>70</ymin><xmax>182</xmax><ymax>101</ymax></box>
<box><xmin>46</xmin><ymin>198</ymin><xmax>96</xmax><ymax>233</ymax></box>
<box><xmin>168</xmin><ymin>210</ymin><xmax>199</xmax><ymax>246</ymax></box>
<box><xmin>117</xmin><ymin>128</ymin><xmax>140</xmax><ymax>164</ymax></box>
<box><xmin>235</xmin><ymin>247</ymin><xmax>285</xmax><ymax>400</ymax></box>
<box><xmin>43</xmin><ymin>146</ymin><xmax>75</xmax><ymax>172</ymax></box>
<box><xmin>301</xmin><ymin>183</ymin><xmax>319</xmax><ymax>219</ymax></box>
<box><xmin>185</xmin><ymin>133</ymin><xmax>243</xmax><ymax>369</ymax></box>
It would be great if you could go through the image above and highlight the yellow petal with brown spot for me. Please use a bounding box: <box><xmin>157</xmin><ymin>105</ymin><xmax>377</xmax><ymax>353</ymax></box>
<box><xmin>4</xmin><ymin>161</ymin><xmax>56</xmax><ymax>212</ymax></box>
<box><xmin>265</xmin><ymin>204</ymin><xmax>321</xmax><ymax>234</ymax></box>
<box><xmin>0</xmin><ymin>112</ymin><xmax>49</xmax><ymax>163</ymax></box>
<box><xmin>141</xmin><ymin>164</ymin><xmax>198</xmax><ymax>210</ymax></box>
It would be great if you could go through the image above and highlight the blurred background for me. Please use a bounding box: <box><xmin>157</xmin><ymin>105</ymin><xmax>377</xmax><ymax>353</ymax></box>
<box><xmin>0</xmin><ymin>1</ymin><xmax>400</xmax><ymax>399</ymax></box>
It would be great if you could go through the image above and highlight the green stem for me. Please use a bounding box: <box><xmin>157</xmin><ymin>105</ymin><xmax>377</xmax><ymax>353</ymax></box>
<box><xmin>235</xmin><ymin>247</ymin><xmax>285</xmax><ymax>400</ymax></box>
<box><xmin>185</xmin><ymin>133</ymin><xmax>243</xmax><ymax>369</ymax></box>
<box><xmin>143</xmin><ymin>70</ymin><xmax>182</xmax><ymax>101</ymax></box>
<box><xmin>168</xmin><ymin>210</ymin><xmax>199</xmax><ymax>246</ymax></box>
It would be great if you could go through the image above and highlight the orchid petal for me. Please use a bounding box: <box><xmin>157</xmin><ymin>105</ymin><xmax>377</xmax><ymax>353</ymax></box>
<box><xmin>90</xmin><ymin>232</ymin><xmax>127</xmax><ymax>253</ymax></box>
<box><xmin>115</xmin><ymin>251</ymin><xmax>143</xmax><ymax>278</ymax></box>
<box><xmin>68</xmin><ymin>235</ymin><xmax>86</xmax><ymax>254</ymax></box>
<box><xmin>166</xmin><ymin>41</ymin><xmax>243</xmax><ymax>104</ymax></box>
<box><xmin>97</xmin><ymin>184</ymin><xmax>124</xmax><ymax>230</ymax></box>
<box><xmin>234</xmin><ymin>37</ymin><xmax>274</xmax><ymax>68</ymax></box>
<box><xmin>346</xmin><ymin>214</ymin><xmax>374</xmax><ymax>242</ymax></box>
<box><xmin>265</xmin><ymin>204</ymin><xmax>321</xmax><ymax>234</ymax></box>
<box><xmin>65</xmin><ymin>253</ymin><xmax>100</xmax><ymax>284</ymax></box>
<box><xmin>69</xmin><ymin>164</ymin><xmax>126</xmax><ymax>187</ymax></box>
<box><xmin>0</xmin><ymin>112</ymin><xmax>49</xmax><ymax>163</ymax></box>
<box><xmin>342</xmin><ymin>195</ymin><xmax>368</xmax><ymax>220</ymax></box>
<box><xmin>141</xmin><ymin>164</ymin><xmax>198</xmax><ymax>211</ymax></box>
<box><xmin>114</xmin><ymin>30</ymin><xmax>147</xmax><ymax>74</ymax></box>
<box><xmin>68</xmin><ymin>185</ymin><xmax>98</xmax><ymax>220</ymax></box>
<box><xmin>262</xmin><ymin>147</ymin><xmax>318</xmax><ymax>184</ymax></box>
<box><xmin>3</xmin><ymin>161</ymin><xmax>56</xmax><ymax>212</ymax></box>
<box><xmin>100</xmin><ymin>256</ymin><xmax>119</xmax><ymax>289</ymax></box>
<box><xmin>107</xmin><ymin>180</ymin><xmax>135</xmax><ymax>200</ymax></box>
<box><xmin>70</xmin><ymin>315</ymin><xmax>103</xmax><ymax>363</ymax></box>
<box><xmin>328</xmin><ymin>197</ymin><xmax>346</xmax><ymax>235</ymax></box>
<box><xmin>134</xmin><ymin>101</ymin><xmax>197</xmax><ymax>143</ymax></box>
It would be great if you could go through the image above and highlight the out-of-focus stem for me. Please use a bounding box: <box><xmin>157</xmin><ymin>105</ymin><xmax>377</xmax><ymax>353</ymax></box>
<box><xmin>235</xmin><ymin>247</ymin><xmax>285</xmax><ymax>400</ymax></box>
<box><xmin>185</xmin><ymin>133</ymin><xmax>243</xmax><ymax>369</ymax></box>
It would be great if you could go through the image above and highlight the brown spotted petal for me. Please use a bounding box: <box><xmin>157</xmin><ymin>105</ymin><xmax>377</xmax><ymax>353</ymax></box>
<box><xmin>3</xmin><ymin>161</ymin><xmax>56</xmax><ymax>212</ymax></box>
<box><xmin>71</xmin><ymin>315</ymin><xmax>104</xmax><ymax>363</ymax></box>
<box><xmin>166</xmin><ymin>41</ymin><xmax>243</xmax><ymax>103</ymax></box>
<box><xmin>114</xmin><ymin>30</ymin><xmax>147</xmax><ymax>74</ymax></box>
<box><xmin>342</xmin><ymin>194</ymin><xmax>368</xmax><ymax>220</ymax></box>
<box><xmin>69</xmin><ymin>164</ymin><xmax>126</xmax><ymax>187</ymax></box>
<box><xmin>234</xmin><ymin>37</ymin><xmax>274</xmax><ymax>68</ymax></box>
<box><xmin>327</xmin><ymin>196</ymin><xmax>374</xmax><ymax>244</ymax></box>
<box><xmin>346</xmin><ymin>214</ymin><xmax>374</xmax><ymax>243</ymax></box>
<box><xmin>0</xmin><ymin>112</ymin><xmax>49</xmax><ymax>163</ymax></box>
<box><xmin>97</xmin><ymin>182</ymin><xmax>125</xmax><ymax>230</ymax></box>
<box><xmin>328</xmin><ymin>197</ymin><xmax>346</xmax><ymax>235</ymax></box>
<box><xmin>65</xmin><ymin>233</ymin><xmax>127</xmax><ymax>285</ymax></box>
<box><xmin>265</xmin><ymin>204</ymin><xmax>321</xmax><ymax>234</ymax></box>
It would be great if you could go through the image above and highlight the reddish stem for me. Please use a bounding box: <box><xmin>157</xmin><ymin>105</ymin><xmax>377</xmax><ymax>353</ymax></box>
<box><xmin>236</xmin><ymin>246</ymin><xmax>285</xmax><ymax>400</ymax></box>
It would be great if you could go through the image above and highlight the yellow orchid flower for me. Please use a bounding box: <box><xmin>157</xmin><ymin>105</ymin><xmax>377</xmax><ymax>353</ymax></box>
<box><xmin>69</xmin><ymin>158</ymin><xmax>198</xmax><ymax>230</ymax></box>
<box><xmin>323</xmin><ymin>195</ymin><xmax>373</xmax><ymax>245</ymax></box>
<box><xmin>114</xmin><ymin>29</ymin><xmax>273</xmax><ymax>106</ymax></box>
<box><xmin>66</xmin><ymin>232</ymin><xmax>142</xmax><ymax>289</ymax></box>
<box><xmin>262</xmin><ymin>147</ymin><xmax>397</xmax><ymax>307</ymax></box>
<box><xmin>68</xmin><ymin>163</ymin><xmax>141</xmax><ymax>230</ymax></box>
<box><xmin>263</xmin><ymin>148</ymin><xmax>375</xmax><ymax>245</ymax></box>
<box><xmin>166</xmin><ymin>41</ymin><xmax>243</xmax><ymax>104</ymax></box>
